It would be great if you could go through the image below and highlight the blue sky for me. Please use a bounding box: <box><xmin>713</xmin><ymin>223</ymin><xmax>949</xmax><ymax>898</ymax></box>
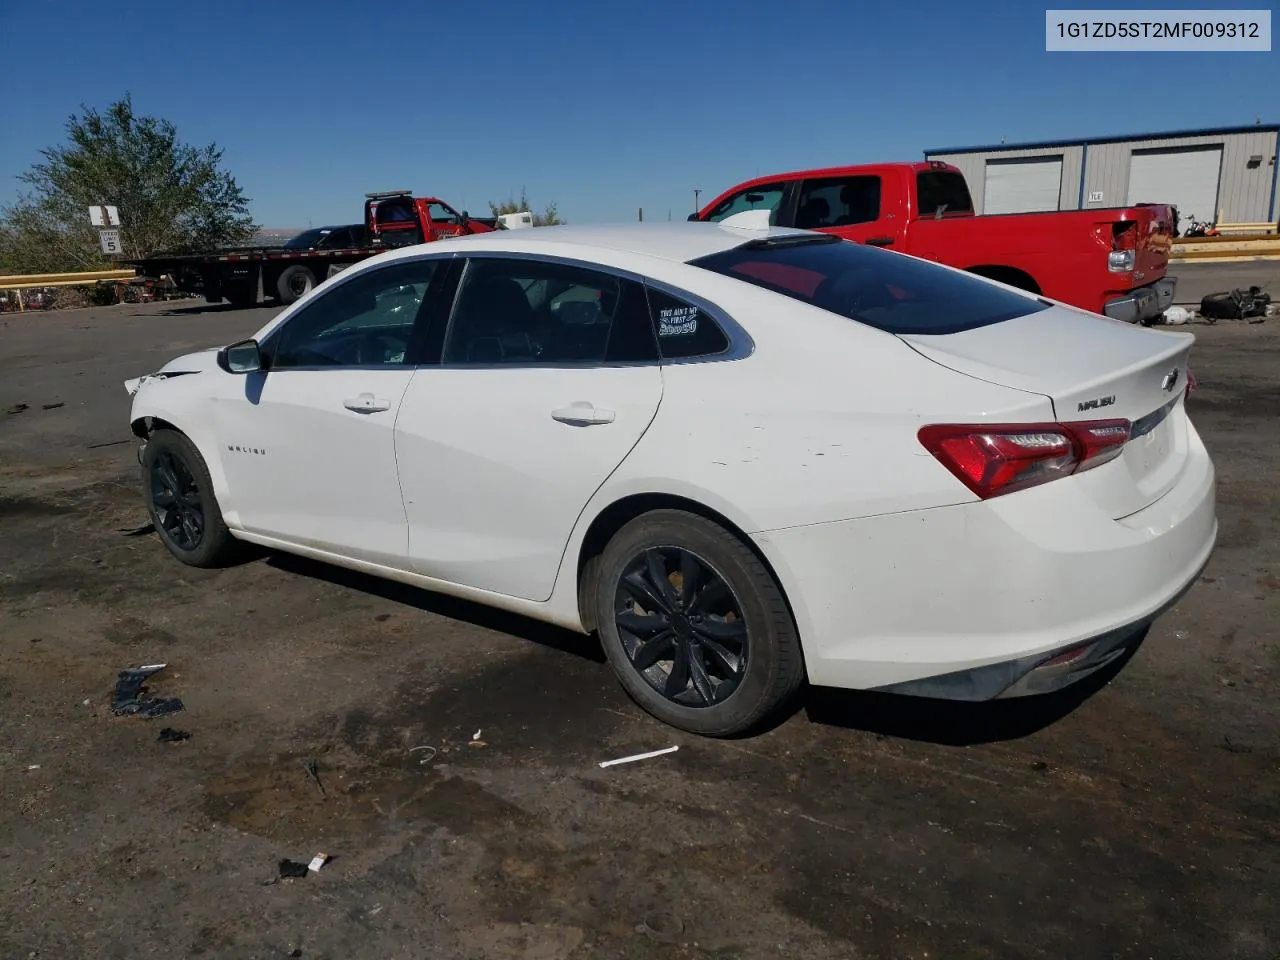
<box><xmin>0</xmin><ymin>0</ymin><xmax>1276</xmax><ymax>229</ymax></box>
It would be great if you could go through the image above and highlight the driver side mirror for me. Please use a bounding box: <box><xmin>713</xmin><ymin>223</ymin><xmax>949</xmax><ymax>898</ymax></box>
<box><xmin>217</xmin><ymin>339</ymin><xmax>263</xmax><ymax>374</ymax></box>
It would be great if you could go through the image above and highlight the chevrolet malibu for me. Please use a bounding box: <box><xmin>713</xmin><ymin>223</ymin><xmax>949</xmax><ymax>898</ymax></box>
<box><xmin>124</xmin><ymin>218</ymin><xmax>1217</xmax><ymax>736</ymax></box>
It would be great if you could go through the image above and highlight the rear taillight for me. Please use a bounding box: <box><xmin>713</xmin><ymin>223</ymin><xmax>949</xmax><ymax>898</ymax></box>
<box><xmin>1109</xmin><ymin>221</ymin><xmax>1138</xmax><ymax>273</ymax></box>
<box><xmin>1186</xmin><ymin>366</ymin><xmax>1198</xmax><ymax>395</ymax></box>
<box><xmin>918</xmin><ymin>419</ymin><xmax>1132</xmax><ymax>499</ymax></box>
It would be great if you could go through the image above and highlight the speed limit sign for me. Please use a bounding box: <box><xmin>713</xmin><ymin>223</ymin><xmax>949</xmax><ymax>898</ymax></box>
<box><xmin>98</xmin><ymin>229</ymin><xmax>122</xmax><ymax>255</ymax></box>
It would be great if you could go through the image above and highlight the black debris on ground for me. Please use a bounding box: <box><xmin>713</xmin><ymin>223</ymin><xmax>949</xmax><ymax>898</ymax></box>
<box><xmin>111</xmin><ymin>665</ymin><xmax>185</xmax><ymax>719</ymax></box>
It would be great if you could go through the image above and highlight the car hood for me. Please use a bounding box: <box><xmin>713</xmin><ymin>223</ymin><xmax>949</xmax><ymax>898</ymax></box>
<box><xmin>124</xmin><ymin>348</ymin><xmax>220</xmax><ymax>396</ymax></box>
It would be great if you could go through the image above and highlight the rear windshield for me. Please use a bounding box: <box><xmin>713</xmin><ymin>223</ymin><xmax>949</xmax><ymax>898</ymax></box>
<box><xmin>689</xmin><ymin>236</ymin><xmax>1048</xmax><ymax>335</ymax></box>
<box><xmin>916</xmin><ymin>171</ymin><xmax>975</xmax><ymax>217</ymax></box>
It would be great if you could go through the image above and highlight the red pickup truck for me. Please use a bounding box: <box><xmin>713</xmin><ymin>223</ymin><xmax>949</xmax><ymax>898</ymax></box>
<box><xmin>692</xmin><ymin>161</ymin><xmax>1177</xmax><ymax>324</ymax></box>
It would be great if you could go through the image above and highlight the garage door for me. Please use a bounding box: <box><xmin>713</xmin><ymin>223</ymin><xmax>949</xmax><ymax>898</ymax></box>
<box><xmin>983</xmin><ymin>156</ymin><xmax>1063</xmax><ymax>214</ymax></box>
<box><xmin>1126</xmin><ymin>146</ymin><xmax>1223</xmax><ymax>223</ymax></box>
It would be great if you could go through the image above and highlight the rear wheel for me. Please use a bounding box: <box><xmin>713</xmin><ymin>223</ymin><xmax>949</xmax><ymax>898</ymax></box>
<box><xmin>276</xmin><ymin>265</ymin><xmax>316</xmax><ymax>304</ymax></box>
<box><xmin>141</xmin><ymin>430</ymin><xmax>240</xmax><ymax>568</ymax></box>
<box><xmin>593</xmin><ymin>510</ymin><xmax>805</xmax><ymax>737</ymax></box>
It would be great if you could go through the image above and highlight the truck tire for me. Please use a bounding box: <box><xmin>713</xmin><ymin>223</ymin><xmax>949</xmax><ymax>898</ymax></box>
<box><xmin>276</xmin><ymin>265</ymin><xmax>316</xmax><ymax>304</ymax></box>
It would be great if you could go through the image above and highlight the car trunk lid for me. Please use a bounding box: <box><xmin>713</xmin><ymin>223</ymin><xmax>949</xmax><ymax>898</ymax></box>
<box><xmin>899</xmin><ymin>305</ymin><xmax>1194</xmax><ymax>517</ymax></box>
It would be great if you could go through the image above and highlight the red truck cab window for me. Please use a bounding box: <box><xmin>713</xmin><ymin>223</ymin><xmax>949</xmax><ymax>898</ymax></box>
<box><xmin>794</xmin><ymin>176</ymin><xmax>882</xmax><ymax>229</ymax></box>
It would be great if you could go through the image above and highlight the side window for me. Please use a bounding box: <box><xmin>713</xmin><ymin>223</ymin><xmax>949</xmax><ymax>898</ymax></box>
<box><xmin>270</xmin><ymin>259</ymin><xmax>440</xmax><ymax>369</ymax></box>
<box><xmin>427</xmin><ymin>202</ymin><xmax>459</xmax><ymax>225</ymax></box>
<box><xmin>648</xmin><ymin>288</ymin><xmax>729</xmax><ymax>360</ymax></box>
<box><xmin>442</xmin><ymin>259</ymin><xmax>656</xmax><ymax>365</ymax></box>
<box><xmin>319</xmin><ymin>228</ymin><xmax>351</xmax><ymax>249</ymax></box>
<box><xmin>795</xmin><ymin>176</ymin><xmax>882</xmax><ymax>229</ymax></box>
<box><xmin>704</xmin><ymin>183</ymin><xmax>786</xmax><ymax>224</ymax></box>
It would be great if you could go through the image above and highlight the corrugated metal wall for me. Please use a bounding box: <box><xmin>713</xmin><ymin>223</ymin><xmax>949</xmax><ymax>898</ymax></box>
<box><xmin>1081</xmin><ymin>130</ymin><xmax>1277</xmax><ymax>222</ymax></box>
<box><xmin>928</xmin><ymin>130</ymin><xmax>1278</xmax><ymax>222</ymax></box>
<box><xmin>927</xmin><ymin>145</ymin><xmax>1084</xmax><ymax>214</ymax></box>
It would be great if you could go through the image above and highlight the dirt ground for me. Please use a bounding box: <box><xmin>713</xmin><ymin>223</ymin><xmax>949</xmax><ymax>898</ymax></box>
<box><xmin>1</xmin><ymin>290</ymin><xmax>1277</xmax><ymax>960</ymax></box>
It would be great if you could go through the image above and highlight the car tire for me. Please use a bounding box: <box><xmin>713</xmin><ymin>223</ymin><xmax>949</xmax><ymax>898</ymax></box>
<box><xmin>594</xmin><ymin>509</ymin><xmax>805</xmax><ymax>737</ymax></box>
<box><xmin>141</xmin><ymin>429</ymin><xmax>240</xmax><ymax>568</ymax></box>
<box><xmin>276</xmin><ymin>265</ymin><xmax>316</xmax><ymax>304</ymax></box>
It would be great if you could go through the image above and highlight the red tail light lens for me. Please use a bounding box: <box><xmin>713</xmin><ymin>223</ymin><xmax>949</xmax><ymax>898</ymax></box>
<box><xmin>1186</xmin><ymin>366</ymin><xmax>1198</xmax><ymax>395</ymax></box>
<box><xmin>918</xmin><ymin>419</ymin><xmax>1132</xmax><ymax>499</ymax></box>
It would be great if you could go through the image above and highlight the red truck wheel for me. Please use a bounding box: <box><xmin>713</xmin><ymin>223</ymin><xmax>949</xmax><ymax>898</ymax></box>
<box><xmin>277</xmin><ymin>265</ymin><xmax>316</xmax><ymax>304</ymax></box>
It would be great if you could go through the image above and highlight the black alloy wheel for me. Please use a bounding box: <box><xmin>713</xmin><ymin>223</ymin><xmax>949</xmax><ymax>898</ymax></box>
<box><xmin>614</xmin><ymin>546</ymin><xmax>750</xmax><ymax>708</ymax></box>
<box><xmin>140</xmin><ymin>429</ymin><xmax>240</xmax><ymax>568</ymax></box>
<box><xmin>150</xmin><ymin>448</ymin><xmax>204</xmax><ymax>551</ymax></box>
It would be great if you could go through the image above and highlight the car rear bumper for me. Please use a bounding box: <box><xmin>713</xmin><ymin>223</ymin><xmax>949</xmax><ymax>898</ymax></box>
<box><xmin>752</xmin><ymin>419</ymin><xmax>1217</xmax><ymax>698</ymax></box>
<box><xmin>1103</xmin><ymin>276</ymin><xmax>1177</xmax><ymax>324</ymax></box>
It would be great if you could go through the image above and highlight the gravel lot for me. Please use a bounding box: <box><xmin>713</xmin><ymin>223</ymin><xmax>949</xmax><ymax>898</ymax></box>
<box><xmin>1</xmin><ymin>286</ymin><xmax>1277</xmax><ymax>960</ymax></box>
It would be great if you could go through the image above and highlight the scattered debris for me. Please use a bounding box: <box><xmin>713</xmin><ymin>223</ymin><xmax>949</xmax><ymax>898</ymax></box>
<box><xmin>82</xmin><ymin>699</ymin><xmax>91</xmax><ymax>707</ymax></box>
<box><xmin>277</xmin><ymin>859</ymin><xmax>310</xmax><ymax>879</ymax></box>
<box><xmin>6</xmin><ymin>402</ymin><xmax>29</xmax><ymax>415</ymax></box>
<box><xmin>157</xmin><ymin>727</ymin><xmax>191</xmax><ymax>743</ymax></box>
<box><xmin>472</xmin><ymin>729</ymin><xmax>482</xmax><ymax>740</ymax></box>
<box><xmin>27</xmin><ymin>764</ymin><xmax>41</xmax><ymax>771</ymax></box>
<box><xmin>1029</xmin><ymin>761</ymin><xmax>1050</xmax><ymax>773</ymax></box>
<box><xmin>111</xmin><ymin>663</ymin><xmax>184</xmax><ymax>719</ymax></box>
<box><xmin>636</xmin><ymin>915</ymin><xmax>685</xmax><ymax>944</ymax></box>
<box><xmin>374</xmin><ymin>613</ymin><xmax>391</xmax><ymax>622</ymax></box>
<box><xmin>408</xmin><ymin>745</ymin><xmax>438</xmax><ymax>765</ymax></box>
<box><xmin>30</xmin><ymin>638</ymin><xmax>41</xmax><ymax>644</ymax></box>
<box><xmin>307</xmin><ymin>852</ymin><xmax>329</xmax><ymax>873</ymax></box>
<box><xmin>41</xmin><ymin>402</ymin><xmax>65</xmax><ymax>411</ymax></box>
<box><xmin>119</xmin><ymin>523</ymin><xmax>154</xmax><ymax>538</ymax></box>
<box><xmin>469</xmin><ymin>729</ymin><xmax>487</xmax><ymax>748</ymax></box>
<box><xmin>1221</xmin><ymin>735</ymin><xmax>1253</xmax><ymax>754</ymax></box>
<box><xmin>1162</xmin><ymin>305</ymin><xmax>1192</xmax><ymax>325</ymax></box>
<box><xmin>598</xmin><ymin>745</ymin><xmax>680</xmax><ymax>768</ymax></box>
<box><xmin>1200</xmin><ymin>286</ymin><xmax>1271</xmax><ymax>323</ymax></box>
<box><xmin>86</xmin><ymin>439</ymin><xmax>132</xmax><ymax>449</ymax></box>
<box><xmin>301</xmin><ymin>758</ymin><xmax>327</xmax><ymax>798</ymax></box>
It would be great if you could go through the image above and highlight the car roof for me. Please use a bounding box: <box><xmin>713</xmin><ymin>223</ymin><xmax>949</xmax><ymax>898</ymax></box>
<box><xmin>385</xmin><ymin>221</ymin><xmax>814</xmax><ymax>265</ymax></box>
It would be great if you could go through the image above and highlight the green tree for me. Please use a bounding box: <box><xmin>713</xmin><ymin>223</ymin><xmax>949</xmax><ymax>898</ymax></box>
<box><xmin>488</xmin><ymin>187</ymin><xmax>563</xmax><ymax>226</ymax></box>
<box><xmin>0</xmin><ymin>94</ymin><xmax>257</xmax><ymax>274</ymax></box>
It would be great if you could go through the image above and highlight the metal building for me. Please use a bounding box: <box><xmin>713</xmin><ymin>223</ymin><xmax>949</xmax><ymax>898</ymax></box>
<box><xmin>924</xmin><ymin>124</ymin><xmax>1279</xmax><ymax>227</ymax></box>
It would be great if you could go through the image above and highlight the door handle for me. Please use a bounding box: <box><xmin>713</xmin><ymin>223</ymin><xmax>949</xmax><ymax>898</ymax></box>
<box><xmin>551</xmin><ymin>401</ymin><xmax>615</xmax><ymax>426</ymax></box>
<box><xmin>344</xmin><ymin>393</ymin><xmax>391</xmax><ymax>413</ymax></box>
<box><xmin>865</xmin><ymin>236</ymin><xmax>895</xmax><ymax>247</ymax></box>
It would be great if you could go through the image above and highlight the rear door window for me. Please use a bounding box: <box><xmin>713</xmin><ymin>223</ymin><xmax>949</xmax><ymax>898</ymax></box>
<box><xmin>690</xmin><ymin>236</ymin><xmax>1048</xmax><ymax>335</ymax></box>
<box><xmin>794</xmin><ymin>176</ymin><xmax>881</xmax><ymax>229</ymax></box>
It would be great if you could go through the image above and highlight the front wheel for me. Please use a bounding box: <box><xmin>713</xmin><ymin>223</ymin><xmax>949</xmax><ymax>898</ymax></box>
<box><xmin>141</xmin><ymin>430</ymin><xmax>240</xmax><ymax>568</ymax></box>
<box><xmin>593</xmin><ymin>510</ymin><xmax>805</xmax><ymax>737</ymax></box>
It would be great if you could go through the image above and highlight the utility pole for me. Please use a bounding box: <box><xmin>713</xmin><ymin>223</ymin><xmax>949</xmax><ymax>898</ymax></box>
<box><xmin>693</xmin><ymin>188</ymin><xmax>701</xmax><ymax>214</ymax></box>
<box><xmin>638</xmin><ymin>207</ymin><xmax>643</xmax><ymax>222</ymax></box>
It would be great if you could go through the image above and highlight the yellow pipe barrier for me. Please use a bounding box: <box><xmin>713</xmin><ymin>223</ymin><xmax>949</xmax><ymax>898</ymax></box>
<box><xmin>0</xmin><ymin>268</ymin><xmax>137</xmax><ymax>290</ymax></box>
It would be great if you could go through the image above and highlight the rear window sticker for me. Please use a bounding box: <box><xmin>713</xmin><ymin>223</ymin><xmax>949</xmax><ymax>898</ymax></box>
<box><xmin>658</xmin><ymin>305</ymin><xmax>699</xmax><ymax>337</ymax></box>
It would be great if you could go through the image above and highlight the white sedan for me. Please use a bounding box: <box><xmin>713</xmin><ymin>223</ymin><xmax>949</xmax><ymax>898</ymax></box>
<box><xmin>125</xmin><ymin>218</ymin><xmax>1217</xmax><ymax>736</ymax></box>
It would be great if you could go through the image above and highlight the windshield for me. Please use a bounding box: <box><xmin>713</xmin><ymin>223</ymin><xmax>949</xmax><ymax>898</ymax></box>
<box><xmin>689</xmin><ymin>236</ymin><xmax>1048</xmax><ymax>335</ymax></box>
